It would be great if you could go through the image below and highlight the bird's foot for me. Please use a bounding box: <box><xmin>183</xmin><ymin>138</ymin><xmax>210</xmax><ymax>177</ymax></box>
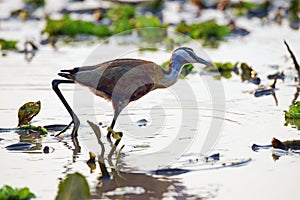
<box><xmin>107</xmin><ymin>127</ymin><xmax>123</xmax><ymax>144</ymax></box>
<box><xmin>55</xmin><ymin>121</ymin><xmax>74</xmax><ymax>137</ymax></box>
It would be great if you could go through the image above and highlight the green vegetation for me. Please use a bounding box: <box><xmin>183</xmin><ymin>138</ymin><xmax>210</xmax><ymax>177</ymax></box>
<box><xmin>106</xmin><ymin>5</ymin><xmax>135</xmax><ymax>34</ymax></box>
<box><xmin>232</xmin><ymin>1</ymin><xmax>270</xmax><ymax>16</ymax></box>
<box><xmin>0</xmin><ymin>185</ymin><xmax>36</xmax><ymax>200</ymax></box>
<box><xmin>18</xmin><ymin>124</ymin><xmax>48</xmax><ymax>134</ymax></box>
<box><xmin>204</xmin><ymin>61</ymin><xmax>239</xmax><ymax>79</ymax></box>
<box><xmin>161</xmin><ymin>61</ymin><xmax>194</xmax><ymax>79</ymax></box>
<box><xmin>43</xmin><ymin>15</ymin><xmax>111</xmax><ymax>38</ymax></box>
<box><xmin>289</xmin><ymin>0</ymin><xmax>300</xmax><ymax>29</ymax></box>
<box><xmin>0</xmin><ymin>39</ymin><xmax>18</xmax><ymax>50</ymax></box>
<box><xmin>18</xmin><ymin>101</ymin><xmax>41</xmax><ymax>127</ymax></box>
<box><xmin>285</xmin><ymin>101</ymin><xmax>300</xmax><ymax>119</ymax></box>
<box><xmin>23</xmin><ymin>0</ymin><xmax>45</xmax><ymax>6</ymax></box>
<box><xmin>136</xmin><ymin>16</ymin><xmax>167</xmax><ymax>43</ymax></box>
<box><xmin>213</xmin><ymin>62</ymin><xmax>239</xmax><ymax>72</ymax></box>
<box><xmin>106</xmin><ymin>4</ymin><xmax>135</xmax><ymax>22</ymax></box>
<box><xmin>55</xmin><ymin>173</ymin><xmax>90</xmax><ymax>200</ymax></box>
<box><xmin>43</xmin><ymin>5</ymin><xmax>169</xmax><ymax>41</ymax></box>
<box><xmin>175</xmin><ymin>20</ymin><xmax>231</xmax><ymax>47</ymax></box>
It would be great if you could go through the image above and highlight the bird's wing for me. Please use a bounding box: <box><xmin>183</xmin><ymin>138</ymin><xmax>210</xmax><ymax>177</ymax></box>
<box><xmin>60</xmin><ymin>59</ymin><xmax>159</xmax><ymax>101</ymax></box>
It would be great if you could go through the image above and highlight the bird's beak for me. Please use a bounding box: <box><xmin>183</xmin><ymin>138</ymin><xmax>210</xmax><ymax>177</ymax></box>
<box><xmin>196</xmin><ymin>56</ymin><xmax>214</xmax><ymax>67</ymax></box>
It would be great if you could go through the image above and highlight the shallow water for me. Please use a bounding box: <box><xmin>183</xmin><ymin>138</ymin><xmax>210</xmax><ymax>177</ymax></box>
<box><xmin>1</xmin><ymin>2</ymin><xmax>300</xmax><ymax>200</ymax></box>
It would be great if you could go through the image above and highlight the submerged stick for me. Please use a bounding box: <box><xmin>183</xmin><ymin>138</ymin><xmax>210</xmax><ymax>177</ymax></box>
<box><xmin>87</xmin><ymin>120</ymin><xmax>110</xmax><ymax>178</ymax></box>
<box><xmin>284</xmin><ymin>40</ymin><xmax>300</xmax><ymax>84</ymax></box>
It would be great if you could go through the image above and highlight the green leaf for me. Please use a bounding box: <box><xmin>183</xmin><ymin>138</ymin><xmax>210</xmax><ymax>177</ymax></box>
<box><xmin>285</xmin><ymin>101</ymin><xmax>300</xmax><ymax>119</ymax></box>
<box><xmin>18</xmin><ymin>187</ymin><xmax>36</xmax><ymax>199</ymax></box>
<box><xmin>55</xmin><ymin>172</ymin><xmax>91</xmax><ymax>200</ymax></box>
<box><xmin>18</xmin><ymin>101</ymin><xmax>41</xmax><ymax>127</ymax></box>
<box><xmin>18</xmin><ymin>124</ymin><xmax>48</xmax><ymax>134</ymax></box>
<box><xmin>0</xmin><ymin>185</ymin><xmax>36</xmax><ymax>199</ymax></box>
<box><xmin>0</xmin><ymin>39</ymin><xmax>18</xmax><ymax>50</ymax></box>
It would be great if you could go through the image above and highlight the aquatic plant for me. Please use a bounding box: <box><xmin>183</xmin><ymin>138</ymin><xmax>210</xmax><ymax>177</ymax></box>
<box><xmin>106</xmin><ymin>5</ymin><xmax>136</xmax><ymax>34</ymax></box>
<box><xmin>106</xmin><ymin>4</ymin><xmax>135</xmax><ymax>22</ymax></box>
<box><xmin>285</xmin><ymin>101</ymin><xmax>300</xmax><ymax>119</ymax></box>
<box><xmin>175</xmin><ymin>20</ymin><xmax>231</xmax><ymax>47</ymax></box>
<box><xmin>0</xmin><ymin>39</ymin><xmax>18</xmax><ymax>50</ymax></box>
<box><xmin>161</xmin><ymin>61</ymin><xmax>195</xmax><ymax>79</ymax></box>
<box><xmin>55</xmin><ymin>172</ymin><xmax>90</xmax><ymax>200</ymax></box>
<box><xmin>0</xmin><ymin>185</ymin><xmax>36</xmax><ymax>200</ymax></box>
<box><xmin>43</xmin><ymin>15</ymin><xmax>111</xmax><ymax>38</ymax></box>
<box><xmin>289</xmin><ymin>0</ymin><xmax>300</xmax><ymax>29</ymax></box>
<box><xmin>205</xmin><ymin>61</ymin><xmax>239</xmax><ymax>79</ymax></box>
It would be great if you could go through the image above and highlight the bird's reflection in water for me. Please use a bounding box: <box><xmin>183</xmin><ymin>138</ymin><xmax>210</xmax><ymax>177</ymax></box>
<box><xmin>93</xmin><ymin>171</ymin><xmax>201</xmax><ymax>200</ymax></box>
<box><xmin>83</xmin><ymin>121</ymin><xmax>209</xmax><ymax>200</ymax></box>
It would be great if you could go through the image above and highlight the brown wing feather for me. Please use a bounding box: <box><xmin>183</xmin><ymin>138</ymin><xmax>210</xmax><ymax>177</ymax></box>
<box><xmin>59</xmin><ymin>59</ymin><xmax>164</xmax><ymax>102</ymax></box>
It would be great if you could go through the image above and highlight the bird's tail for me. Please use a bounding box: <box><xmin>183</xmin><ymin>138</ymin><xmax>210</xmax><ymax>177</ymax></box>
<box><xmin>58</xmin><ymin>68</ymin><xmax>79</xmax><ymax>80</ymax></box>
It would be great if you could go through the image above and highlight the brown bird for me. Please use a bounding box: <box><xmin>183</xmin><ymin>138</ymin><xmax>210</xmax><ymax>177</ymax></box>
<box><xmin>52</xmin><ymin>47</ymin><xmax>213</xmax><ymax>139</ymax></box>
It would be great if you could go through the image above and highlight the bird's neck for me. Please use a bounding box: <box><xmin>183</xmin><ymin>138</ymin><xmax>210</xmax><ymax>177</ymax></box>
<box><xmin>159</xmin><ymin>55</ymin><xmax>187</xmax><ymax>87</ymax></box>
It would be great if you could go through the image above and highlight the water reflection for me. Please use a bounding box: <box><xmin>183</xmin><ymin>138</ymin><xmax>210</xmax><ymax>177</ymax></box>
<box><xmin>93</xmin><ymin>171</ymin><xmax>201</xmax><ymax>200</ymax></box>
<box><xmin>19</xmin><ymin>132</ymin><xmax>43</xmax><ymax>151</ymax></box>
<box><xmin>84</xmin><ymin>121</ymin><xmax>207</xmax><ymax>199</ymax></box>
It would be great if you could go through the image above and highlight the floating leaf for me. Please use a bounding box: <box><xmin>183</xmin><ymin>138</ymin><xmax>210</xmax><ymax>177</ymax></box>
<box><xmin>18</xmin><ymin>101</ymin><xmax>41</xmax><ymax>127</ymax></box>
<box><xmin>0</xmin><ymin>39</ymin><xmax>18</xmax><ymax>50</ymax></box>
<box><xmin>285</xmin><ymin>101</ymin><xmax>300</xmax><ymax>119</ymax></box>
<box><xmin>55</xmin><ymin>172</ymin><xmax>90</xmax><ymax>200</ymax></box>
<box><xmin>18</xmin><ymin>124</ymin><xmax>48</xmax><ymax>134</ymax></box>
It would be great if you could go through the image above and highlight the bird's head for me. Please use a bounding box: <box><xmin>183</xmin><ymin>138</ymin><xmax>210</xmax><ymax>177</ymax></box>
<box><xmin>172</xmin><ymin>47</ymin><xmax>214</xmax><ymax>67</ymax></box>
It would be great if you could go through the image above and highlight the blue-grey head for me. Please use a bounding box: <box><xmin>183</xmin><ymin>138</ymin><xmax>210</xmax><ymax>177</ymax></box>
<box><xmin>171</xmin><ymin>47</ymin><xmax>214</xmax><ymax>67</ymax></box>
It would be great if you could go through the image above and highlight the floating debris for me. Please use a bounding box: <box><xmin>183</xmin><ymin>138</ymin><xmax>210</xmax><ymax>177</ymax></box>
<box><xmin>204</xmin><ymin>153</ymin><xmax>220</xmax><ymax>162</ymax></box>
<box><xmin>135</xmin><ymin>119</ymin><xmax>149</xmax><ymax>127</ymax></box>
<box><xmin>5</xmin><ymin>142</ymin><xmax>33</xmax><ymax>151</ymax></box>
<box><xmin>251</xmin><ymin>143</ymin><xmax>272</xmax><ymax>151</ymax></box>
<box><xmin>86</xmin><ymin>152</ymin><xmax>97</xmax><ymax>172</ymax></box>
<box><xmin>43</xmin><ymin>146</ymin><xmax>50</xmax><ymax>154</ymax></box>
<box><xmin>272</xmin><ymin>137</ymin><xmax>300</xmax><ymax>151</ymax></box>
<box><xmin>252</xmin><ymin>137</ymin><xmax>300</xmax><ymax>152</ymax></box>
<box><xmin>267</xmin><ymin>71</ymin><xmax>285</xmax><ymax>80</ymax></box>
<box><xmin>133</xmin><ymin>144</ymin><xmax>150</xmax><ymax>148</ymax></box>
<box><xmin>253</xmin><ymin>78</ymin><xmax>277</xmax><ymax>101</ymax></box>
<box><xmin>240</xmin><ymin>62</ymin><xmax>258</xmax><ymax>82</ymax></box>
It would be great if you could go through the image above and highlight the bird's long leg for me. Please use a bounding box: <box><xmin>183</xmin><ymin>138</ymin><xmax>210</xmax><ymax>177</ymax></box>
<box><xmin>52</xmin><ymin>79</ymin><xmax>80</xmax><ymax>138</ymax></box>
<box><xmin>106</xmin><ymin>114</ymin><xmax>118</xmax><ymax>143</ymax></box>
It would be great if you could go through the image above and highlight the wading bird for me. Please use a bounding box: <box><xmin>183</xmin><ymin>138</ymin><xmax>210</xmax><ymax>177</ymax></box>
<box><xmin>52</xmin><ymin>47</ymin><xmax>213</xmax><ymax>139</ymax></box>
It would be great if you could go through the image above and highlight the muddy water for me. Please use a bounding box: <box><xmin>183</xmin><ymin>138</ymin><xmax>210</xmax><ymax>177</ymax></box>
<box><xmin>1</xmin><ymin>9</ymin><xmax>300</xmax><ymax>200</ymax></box>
